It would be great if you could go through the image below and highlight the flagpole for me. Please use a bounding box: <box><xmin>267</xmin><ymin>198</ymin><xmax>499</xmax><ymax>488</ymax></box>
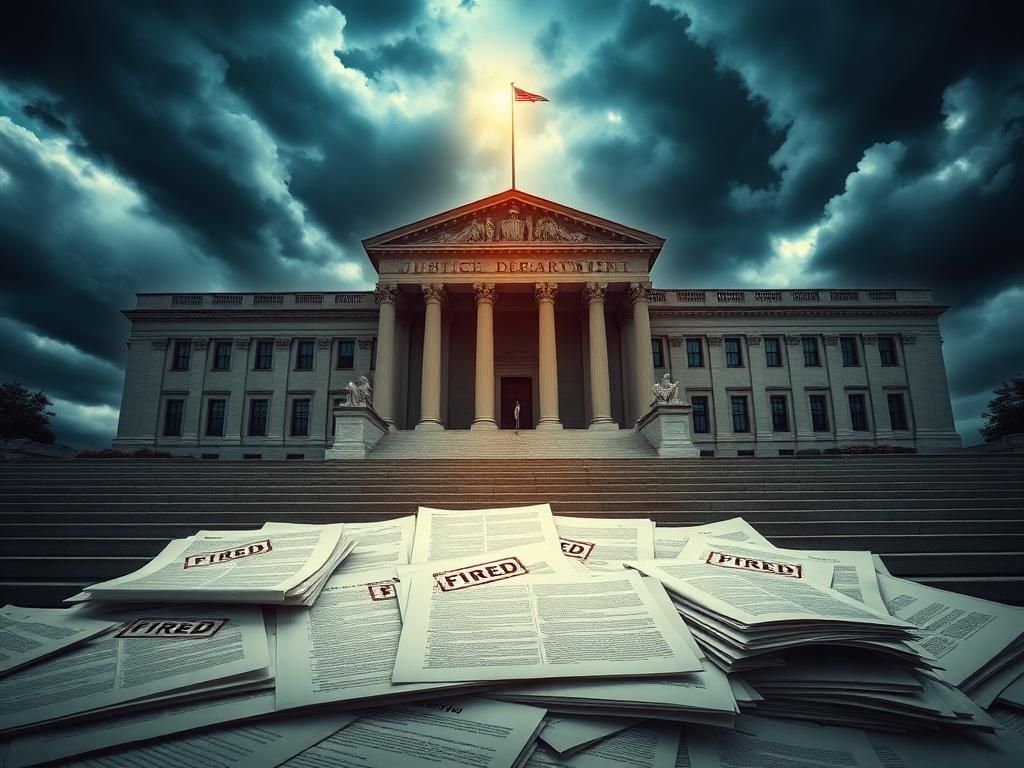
<box><xmin>510</xmin><ymin>81</ymin><xmax>516</xmax><ymax>189</ymax></box>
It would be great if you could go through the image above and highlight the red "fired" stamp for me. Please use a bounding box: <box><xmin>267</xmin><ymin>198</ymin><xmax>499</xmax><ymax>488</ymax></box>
<box><xmin>705</xmin><ymin>550</ymin><xmax>803</xmax><ymax>578</ymax></box>
<box><xmin>434</xmin><ymin>557</ymin><xmax>529</xmax><ymax>592</ymax></box>
<box><xmin>560</xmin><ymin>538</ymin><xmax>596</xmax><ymax>561</ymax></box>
<box><xmin>183</xmin><ymin>539</ymin><xmax>272</xmax><ymax>569</ymax></box>
<box><xmin>366</xmin><ymin>581</ymin><xmax>397</xmax><ymax>601</ymax></box>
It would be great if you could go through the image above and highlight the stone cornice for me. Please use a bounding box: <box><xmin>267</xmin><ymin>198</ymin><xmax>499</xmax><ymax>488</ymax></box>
<box><xmin>123</xmin><ymin>309</ymin><xmax>381</xmax><ymax>323</ymax></box>
<box><xmin>648</xmin><ymin>305</ymin><xmax>949</xmax><ymax>319</ymax></box>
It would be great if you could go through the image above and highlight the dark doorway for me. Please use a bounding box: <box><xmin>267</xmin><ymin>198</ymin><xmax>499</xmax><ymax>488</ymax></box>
<box><xmin>500</xmin><ymin>377</ymin><xmax>533</xmax><ymax>429</ymax></box>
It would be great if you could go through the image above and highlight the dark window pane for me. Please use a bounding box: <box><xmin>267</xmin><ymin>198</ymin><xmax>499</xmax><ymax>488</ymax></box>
<box><xmin>841</xmin><ymin>337</ymin><xmax>859</xmax><ymax>367</ymax></box>
<box><xmin>163</xmin><ymin>399</ymin><xmax>184</xmax><ymax>436</ymax></box>
<box><xmin>248</xmin><ymin>399</ymin><xmax>268</xmax><ymax>436</ymax></box>
<box><xmin>291</xmin><ymin>399</ymin><xmax>310</xmax><ymax>436</ymax></box>
<box><xmin>651</xmin><ymin>339</ymin><xmax>664</xmax><ymax>368</ymax></box>
<box><xmin>337</xmin><ymin>339</ymin><xmax>355</xmax><ymax>369</ymax></box>
<box><xmin>206</xmin><ymin>399</ymin><xmax>226</xmax><ymax>436</ymax></box>
<box><xmin>725</xmin><ymin>338</ymin><xmax>743</xmax><ymax>367</ymax></box>
<box><xmin>686</xmin><ymin>338</ymin><xmax>704</xmax><ymax>368</ymax></box>
<box><xmin>296</xmin><ymin>340</ymin><xmax>315</xmax><ymax>370</ymax></box>
<box><xmin>731</xmin><ymin>396</ymin><xmax>749</xmax><ymax>432</ymax></box>
<box><xmin>254</xmin><ymin>341</ymin><xmax>274</xmax><ymax>370</ymax></box>
<box><xmin>770</xmin><ymin>395</ymin><xmax>789</xmax><ymax>432</ymax></box>
<box><xmin>803</xmin><ymin>337</ymin><xmax>820</xmax><ymax>366</ymax></box>
<box><xmin>849</xmin><ymin>394</ymin><xmax>869</xmax><ymax>431</ymax></box>
<box><xmin>213</xmin><ymin>342</ymin><xmax>232</xmax><ymax>370</ymax></box>
<box><xmin>888</xmin><ymin>393</ymin><xmax>909</xmax><ymax>430</ymax></box>
<box><xmin>172</xmin><ymin>341</ymin><xmax>191</xmax><ymax>371</ymax></box>
<box><xmin>765</xmin><ymin>337</ymin><xmax>782</xmax><ymax>367</ymax></box>
<box><xmin>879</xmin><ymin>336</ymin><xmax>898</xmax><ymax>366</ymax></box>
<box><xmin>809</xmin><ymin>395</ymin><xmax>829</xmax><ymax>432</ymax></box>
<box><xmin>691</xmin><ymin>396</ymin><xmax>709</xmax><ymax>433</ymax></box>
<box><xmin>370</xmin><ymin>339</ymin><xmax>377</xmax><ymax>371</ymax></box>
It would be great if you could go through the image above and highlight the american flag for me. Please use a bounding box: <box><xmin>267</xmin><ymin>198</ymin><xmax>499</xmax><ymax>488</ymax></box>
<box><xmin>514</xmin><ymin>86</ymin><xmax>548</xmax><ymax>102</ymax></box>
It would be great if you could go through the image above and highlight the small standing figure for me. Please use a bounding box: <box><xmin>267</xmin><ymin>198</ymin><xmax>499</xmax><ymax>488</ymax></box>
<box><xmin>513</xmin><ymin>400</ymin><xmax>521</xmax><ymax>434</ymax></box>
<box><xmin>344</xmin><ymin>375</ymin><xmax>373</xmax><ymax>408</ymax></box>
<box><xmin>651</xmin><ymin>373</ymin><xmax>681</xmax><ymax>405</ymax></box>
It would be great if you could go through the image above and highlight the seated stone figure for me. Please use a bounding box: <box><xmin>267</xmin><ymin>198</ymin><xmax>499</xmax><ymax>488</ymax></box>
<box><xmin>651</xmin><ymin>373</ymin><xmax>681</xmax><ymax>405</ymax></box>
<box><xmin>343</xmin><ymin>376</ymin><xmax>373</xmax><ymax>408</ymax></box>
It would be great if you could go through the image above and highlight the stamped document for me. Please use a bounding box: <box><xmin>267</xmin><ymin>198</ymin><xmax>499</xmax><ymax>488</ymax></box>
<box><xmin>0</xmin><ymin>605</ymin><xmax>117</xmax><ymax>675</ymax></box>
<box><xmin>411</xmin><ymin>503</ymin><xmax>561</xmax><ymax>562</ymax></box>
<box><xmin>553</xmin><ymin>516</ymin><xmax>655</xmax><ymax>570</ymax></box>
<box><xmin>392</xmin><ymin>570</ymin><xmax>703</xmax><ymax>684</ymax></box>
<box><xmin>263</xmin><ymin>517</ymin><xmax>414</xmax><ymax>572</ymax></box>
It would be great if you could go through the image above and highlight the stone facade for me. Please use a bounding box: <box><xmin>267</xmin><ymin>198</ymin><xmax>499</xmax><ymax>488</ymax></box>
<box><xmin>114</xmin><ymin>190</ymin><xmax>961</xmax><ymax>458</ymax></box>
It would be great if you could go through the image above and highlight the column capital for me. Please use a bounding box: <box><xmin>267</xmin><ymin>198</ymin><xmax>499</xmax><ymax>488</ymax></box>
<box><xmin>707</xmin><ymin>335</ymin><xmax>724</xmax><ymax>347</ymax></box>
<box><xmin>668</xmin><ymin>336</ymin><xmax>685</xmax><ymax>348</ymax></box>
<box><xmin>785</xmin><ymin>334</ymin><xmax>802</xmax><ymax>346</ymax></box>
<box><xmin>192</xmin><ymin>338</ymin><xmax>210</xmax><ymax>351</ymax></box>
<box><xmin>421</xmin><ymin>283</ymin><xmax>447</xmax><ymax>306</ymax></box>
<box><xmin>535</xmin><ymin>282</ymin><xmax>558</xmax><ymax>304</ymax></box>
<box><xmin>862</xmin><ymin>334</ymin><xmax>878</xmax><ymax>345</ymax></box>
<box><xmin>823</xmin><ymin>335</ymin><xmax>839</xmax><ymax>346</ymax></box>
<box><xmin>275</xmin><ymin>337</ymin><xmax>292</xmax><ymax>349</ymax></box>
<box><xmin>473</xmin><ymin>283</ymin><xmax>497</xmax><ymax>305</ymax></box>
<box><xmin>583</xmin><ymin>282</ymin><xmax>607</xmax><ymax>304</ymax></box>
<box><xmin>374</xmin><ymin>282</ymin><xmax>401</xmax><ymax>306</ymax></box>
<box><xmin>746</xmin><ymin>335</ymin><xmax>762</xmax><ymax>346</ymax></box>
<box><xmin>624</xmin><ymin>281</ymin><xmax>653</xmax><ymax>308</ymax></box>
<box><xmin>234</xmin><ymin>337</ymin><xmax>251</xmax><ymax>350</ymax></box>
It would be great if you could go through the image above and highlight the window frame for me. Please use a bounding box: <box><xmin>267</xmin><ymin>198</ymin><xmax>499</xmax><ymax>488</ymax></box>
<box><xmin>840</xmin><ymin>336</ymin><xmax>860</xmax><ymax>367</ymax></box>
<box><xmin>878</xmin><ymin>336</ymin><xmax>899</xmax><ymax>367</ymax></box>
<box><xmin>769</xmin><ymin>394</ymin><xmax>790</xmax><ymax>432</ymax></box>
<box><xmin>336</xmin><ymin>338</ymin><xmax>356</xmax><ymax>370</ymax></box>
<box><xmin>163</xmin><ymin>399</ymin><xmax>184</xmax><ymax>437</ymax></box>
<box><xmin>691</xmin><ymin>395</ymin><xmax>710</xmax><ymax>434</ymax></box>
<box><xmin>764</xmin><ymin>337</ymin><xmax>783</xmax><ymax>368</ymax></box>
<box><xmin>212</xmin><ymin>341</ymin><xmax>232</xmax><ymax>371</ymax></box>
<box><xmin>171</xmin><ymin>340</ymin><xmax>191</xmax><ymax>371</ymax></box>
<box><xmin>802</xmin><ymin>337</ymin><xmax>821</xmax><ymax>367</ymax></box>
<box><xmin>295</xmin><ymin>339</ymin><xmax>315</xmax><ymax>371</ymax></box>
<box><xmin>253</xmin><ymin>340</ymin><xmax>274</xmax><ymax>371</ymax></box>
<box><xmin>248</xmin><ymin>398</ymin><xmax>269</xmax><ymax>437</ymax></box>
<box><xmin>686</xmin><ymin>338</ymin><xmax>704</xmax><ymax>368</ymax></box>
<box><xmin>290</xmin><ymin>398</ymin><xmax>311</xmax><ymax>437</ymax></box>
<box><xmin>206</xmin><ymin>398</ymin><xmax>226</xmax><ymax>437</ymax></box>
<box><xmin>848</xmin><ymin>393</ymin><xmax>869</xmax><ymax>431</ymax></box>
<box><xmin>651</xmin><ymin>338</ymin><xmax>665</xmax><ymax>369</ymax></box>
<box><xmin>809</xmin><ymin>393</ymin><xmax>830</xmax><ymax>432</ymax></box>
<box><xmin>724</xmin><ymin>337</ymin><xmax>744</xmax><ymax>368</ymax></box>
<box><xmin>730</xmin><ymin>395</ymin><xmax>750</xmax><ymax>433</ymax></box>
<box><xmin>888</xmin><ymin>392</ymin><xmax>909</xmax><ymax>431</ymax></box>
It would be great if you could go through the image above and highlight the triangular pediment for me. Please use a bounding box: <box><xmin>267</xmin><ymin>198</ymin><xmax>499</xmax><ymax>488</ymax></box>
<box><xmin>363</xmin><ymin>189</ymin><xmax>663</xmax><ymax>251</ymax></box>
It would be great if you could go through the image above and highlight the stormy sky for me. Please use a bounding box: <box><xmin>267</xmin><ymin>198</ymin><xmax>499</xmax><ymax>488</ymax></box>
<box><xmin>0</xmin><ymin>0</ymin><xmax>1021</xmax><ymax>447</ymax></box>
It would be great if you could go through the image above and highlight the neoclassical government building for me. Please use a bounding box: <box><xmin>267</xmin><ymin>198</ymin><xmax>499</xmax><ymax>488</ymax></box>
<box><xmin>113</xmin><ymin>189</ymin><xmax>961</xmax><ymax>458</ymax></box>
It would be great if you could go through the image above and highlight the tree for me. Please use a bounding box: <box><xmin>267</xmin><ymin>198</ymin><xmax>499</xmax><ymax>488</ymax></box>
<box><xmin>980</xmin><ymin>375</ymin><xmax>1024</xmax><ymax>442</ymax></box>
<box><xmin>0</xmin><ymin>383</ymin><xmax>56</xmax><ymax>444</ymax></box>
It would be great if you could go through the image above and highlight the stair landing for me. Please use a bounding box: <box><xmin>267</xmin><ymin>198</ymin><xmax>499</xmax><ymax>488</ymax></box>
<box><xmin>368</xmin><ymin>428</ymin><xmax>657</xmax><ymax>459</ymax></box>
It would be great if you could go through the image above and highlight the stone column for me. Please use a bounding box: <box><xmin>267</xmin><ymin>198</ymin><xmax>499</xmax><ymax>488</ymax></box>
<box><xmin>472</xmin><ymin>283</ymin><xmax>497</xmax><ymax>429</ymax></box>
<box><xmin>373</xmin><ymin>283</ymin><xmax>400</xmax><ymax>429</ymax></box>
<box><xmin>585</xmin><ymin>282</ymin><xmax>616</xmax><ymax>429</ymax></box>
<box><xmin>627</xmin><ymin>282</ymin><xmax>655</xmax><ymax>424</ymax></box>
<box><xmin>416</xmin><ymin>283</ymin><xmax>445</xmax><ymax>431</ymax></box>
<box><xmin>535</xmin><ymin>283</ymin><xmax>562</xmax><ymax>430</ymax></box>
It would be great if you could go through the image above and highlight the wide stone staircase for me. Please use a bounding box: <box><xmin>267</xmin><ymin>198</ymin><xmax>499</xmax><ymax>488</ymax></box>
<box><xmin>1</xmin><ymin>454</ymin><xmax>1022</xmax><ymax>607</ymax></box>
<box><xmin>368</xmin><ymin>428</ymin><xmax>657</xmax><ymax>459</ymax></box>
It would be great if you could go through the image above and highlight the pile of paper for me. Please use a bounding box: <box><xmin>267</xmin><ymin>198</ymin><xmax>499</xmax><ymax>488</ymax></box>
<box><xmin>73</xmin><ymin>522</ymin><xmax>357</xmax><ymax>605</ymax></box>
<box><xmin>2</xmin><ymin>508</ymin><xmax>1023</xmax><ymax>768</ymax></box>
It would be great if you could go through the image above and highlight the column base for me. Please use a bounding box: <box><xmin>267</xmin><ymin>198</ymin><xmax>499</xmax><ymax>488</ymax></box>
<box><xmin>588</xmin><ymin>419</ymin><xmax>619</xmax><ymax>431</ymax></box>
<box><xmin>536</xmin><ymin>419</ymin><xmax>563</xmax><ymax>431</ymax></box>
<box><xmin>415</xmin><ymin>420</ymin><xmax>445</xmax><ymax>431</ymax></box>
<box><xmin>470</xmin><ymin>419</ymin><xmax>498</xmax><ymax>430</ymax></box>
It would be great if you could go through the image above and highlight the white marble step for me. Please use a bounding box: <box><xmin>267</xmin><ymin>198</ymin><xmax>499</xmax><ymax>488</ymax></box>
<box><xmin>367</xmin><ymin>428</ymin><xmax>657</xmax><ymax>459</ymax></box>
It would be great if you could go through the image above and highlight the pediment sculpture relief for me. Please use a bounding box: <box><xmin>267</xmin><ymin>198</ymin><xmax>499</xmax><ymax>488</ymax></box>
<box><xmin>423</xmin><ymin>206</ymin><xmax>613</xmax><ymax>244</ymax></box>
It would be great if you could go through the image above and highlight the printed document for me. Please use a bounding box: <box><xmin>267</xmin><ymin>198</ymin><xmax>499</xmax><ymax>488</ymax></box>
<box><xmin>393</xmin><ymin>570</ymin><xmax>703</xmax><ymax>683</ymax></box>
<box><xmin>263</xmin><ymin>517</ymin><xmax>414</xmax><ymax>572</ymax></box>
<box><xmin>539</xmin><ymin>715</ymin><xmax>642</xmax><ymax>755</ymax></box>
<box><xmin>526</xmin><ymin>722</ymin><xmax>680</xmax><ymax>768</ymax></box>
<box><xmin>553</xmin><ymin>516</ymin><xmax>655</xmax><ymax>570</ymax></box>
<box><xmin>411</xmin><ymin>503</ymin><xmax>561</xmax><ymax>562</ymax></box>
<box><xmin>282</xmin><ymin>697</ymin><xmax>547</xmax><ymax>768</ymax></box>
<box><xmin>654</xmin><ymin>518</ymin><xmax>771</xmax><ymax>559</ymax></box>
<box><xmin>0</xmin><ymin>605</ymin><xmax>116</xmax><ymax>675</ymax></box>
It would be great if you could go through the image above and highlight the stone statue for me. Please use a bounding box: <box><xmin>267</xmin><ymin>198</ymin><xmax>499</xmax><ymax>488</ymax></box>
<box><xmin>534</xmin><ymin>216</ymin><xmax>586</xmax><ymax>242</ymax></box>
<box><xmin>651</xmin><ymin>373</ymin><xmax>681</xmax><ymax>405</ymax></box>
<box><xmin>484</xmin><ymin>217</ymin><xmax>495</xmax><ymax>242</ymax></box>
<box><xmin>343</xmin><ymin>375</ymin><xmax>373</xmax><ymax>408</ymax></box>
<box><xmin>500</xmin><ymin>207</ymin><xmax>526</xmax><ymax>241</ymax></box>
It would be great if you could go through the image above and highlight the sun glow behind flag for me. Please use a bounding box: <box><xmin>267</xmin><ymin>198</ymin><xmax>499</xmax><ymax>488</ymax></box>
<box><xmin>513</xmin><ymin>86</ymin><xmax>548</xmax><ymax>102</ymax></box>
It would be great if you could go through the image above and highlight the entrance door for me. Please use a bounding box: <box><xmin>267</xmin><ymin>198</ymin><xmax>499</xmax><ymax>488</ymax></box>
<box><xmin>500</xmin><ymin>377</ymin><xmax>533</xmax><ymax>429</ymax></box>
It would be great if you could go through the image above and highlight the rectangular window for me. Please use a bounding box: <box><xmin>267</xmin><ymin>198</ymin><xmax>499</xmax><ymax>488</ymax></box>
<box><xmin>764</xmin><ymin>337</ymin><xmax>782</xmax><ymax>367</ymax></box>
<box><xmin>171</xmin><ymin>341</ymin><xmax>191</xmax><ymax>371</ymax></box>
<box><xmin>840</xmin><ymin>336</ymin><xmax>859</xmax><ymax>367</ymax></box>
<box><xmin>295</xmin><ymin>339</ymin><xmax>315</xmax><ymax>371</ymax></box>
<box><xmin>248</xmin><ymin>399</ymin><xmax>268</xmax><ymax>436</ymax></box>
<box><xmin>254</xmin><ymin>340</ymin><xmax>274</xmax><ymax>370</ymax></box>
<box><xmin>686</xmin><ymin>338</ymin><xmax>704</xmax><ymax>368</ymax></box>
<box><xmin>802</xmin><ymin>337</ymin><xmax>821</xmax><ymax>366</ymax></box>
<box><xmin>888</xmin><ymin>393</ymin><xmax>909</xmax><ymax>430</ymax></box>
<box><xmin>337</xmin><ymin>339</ymin><xmax>355</xmax><ymax>369</ymax></box>
<box><xmin>291</xmin><ymin>398</ymin><xmax>310</xmax><ymax>437</ymax></box>
<box><xmin>731</xmin><ymin>396</ymin><xmax>750</xmax><ymax>432</ymax></box>
<box><xmin>724</xmin><ymin>337</ymin><xmax>743</xmax><ymax>368</ymax></box>
<box><xmin>849</xmin><ymin>393</ymin><xmax>869</xmax><ymax>431</ymax></box>
<box><xmin>809</xmin><ymin>394</ymin><xmax>829</xmax><ymax>432</ymax></box>
<box><xmin>206</xmin><ymin>398</ymin><xmax>226</xmax><ymax>437</ymax></box>
<box><xmin>770</xmin><ymin>394</ymin><xmax>789</xmax><ymax>432</ymax></box>
<box><xmin>691</xmin><ymin>396</ymin><xmax>710</xmax><ymax>433</ymax></box>
<box><xmin>163</xmin><ymin>399</ymin><xmax>184</xmax><ymax>436</ymax></box>
<box><xmin>212</xmin><ymin>341</ymin><xmax>232</xmax><ymax>371</ymax></box>
<box><xmin>878</xmin><ymin>336</ymin><xmax>899</xmax><ymax>366</ymax></box>
<box><xmin>651</xmin><ymin>338</ymin><xmax>665</xmax><ymax>369</ymax></box>
<box><xmin>370</xmin><ymin>339</ymin><xmax>377</xmax><ymax>371</ymax></box>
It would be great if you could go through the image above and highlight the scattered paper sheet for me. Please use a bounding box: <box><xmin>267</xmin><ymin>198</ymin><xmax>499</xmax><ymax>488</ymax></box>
<box><xmin>553</xmin><ymin>516</ymin><xmax>655</xmax><ymax>570</ymax></box>
<box><xmin>0</xmin><ymin>605</ymin><xmax>117</xmax><ymax>675</ymax></box>
<box><xmin>263</xmin><ymin>517</ymin><xmax>415</xmax><ymax>572</ymax></box>
<box><xmin>526</xmin><ymin>722</ymin><xmax>681</xmax><ymax>768</ymax></box>
<box><xmin>654</xmin><ymin>518</ymin><xmax>772</xmax><ymax>559</ymax></box>
<box><xmin>393</xmin><ymin>570</ymin><xmax>703</xmax><ymax>684</ymax></box>
<box><xmin>539</xmin><ymin>715</ymin><xmax>643</xmax><ymax>755</ymax></box>
<box><xmin>411</xmin><ymin>503</ymin><xmax>561</xmax><ymax>562</ymax></box>
<box><xmin>282</xmin><ymin>697</ymin><xmax>546</xmax><ymax>768</ymax></box>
